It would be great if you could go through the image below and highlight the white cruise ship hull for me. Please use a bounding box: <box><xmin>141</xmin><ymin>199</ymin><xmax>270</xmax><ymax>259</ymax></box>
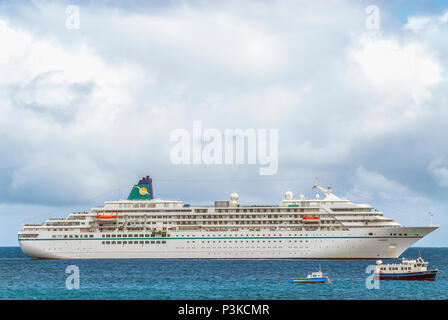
<box><xmin>19</xmin><ymin>226</ymin><xmax>436</xmax><ymax>260</ymax></box>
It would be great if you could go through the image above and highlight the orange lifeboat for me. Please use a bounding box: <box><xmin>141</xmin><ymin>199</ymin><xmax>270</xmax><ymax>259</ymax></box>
<box><xmin>96</xmin><ymin>214</ymin><xmax>118</xmax><ymax>219</ymax></box>
<box><xmin>302</xmin><ymin>216</ymin><xmax>320</xmax><ymax>220</ymax></box>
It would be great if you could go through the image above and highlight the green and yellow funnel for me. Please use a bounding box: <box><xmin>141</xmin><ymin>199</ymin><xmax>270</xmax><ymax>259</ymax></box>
<box><xmin>127</xmin><ymin>176</ymin><xmax>153</xmax><ymax>200</ymax></box>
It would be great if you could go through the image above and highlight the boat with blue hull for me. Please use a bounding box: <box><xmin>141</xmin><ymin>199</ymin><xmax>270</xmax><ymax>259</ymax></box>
<box><xmin>289</xmin><ymin>267</ymin><xmax>331</xmax><ymax>284</ymax></box>
<box><xmin>374</xmin><ymin>256</ymin><xmax>438</xmax><ymax>281</ymax></box>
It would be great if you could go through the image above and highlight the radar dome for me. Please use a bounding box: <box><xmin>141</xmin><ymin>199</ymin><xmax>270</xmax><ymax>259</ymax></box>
<box><xmin>230</xmin><ymin>193</ymin><xmax>239</xmax><ymax>202</ymax></box>
<box><xmin>285</xmin><ymin>191</ymin><xmax>293</xmax><ymax>200</ymax></box>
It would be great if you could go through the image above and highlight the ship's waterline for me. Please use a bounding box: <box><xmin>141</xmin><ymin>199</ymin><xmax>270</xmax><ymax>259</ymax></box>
<box><xmin>18</xmin><ymin>176</ymin><xmax>437</xmax><ymax>260</ymax></box>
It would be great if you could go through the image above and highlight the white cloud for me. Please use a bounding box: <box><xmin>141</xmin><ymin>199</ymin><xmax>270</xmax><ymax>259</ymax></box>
<box><xmin>344</xmin><ymin>35</ymin><xmax>442</xmax><ymax>141</ymax></box>
<box><xmin>405</xmin><ymin>16</ymin><xmax>432</xmax><ymax>32</ymax></box>
<box><xmin>0</xmin><ymin>20</ymin><xmax>32</xmax><ymax>64</ymax></box>
<box><xmin>349</xmin><ymin>37</ymin><xmax>441</xmax><ymax>99</ymax></box>
<box><xmin>125</xmin><ymin>9</ymin><xmax>288</xmax><ymax>77</ymax></box>
<box><xmin>405</xmin><ymin>11</ymin><xmax>448</xmax><ymax>33</ymax></box>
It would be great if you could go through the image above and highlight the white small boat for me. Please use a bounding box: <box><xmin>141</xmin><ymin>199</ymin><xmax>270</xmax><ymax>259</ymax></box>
<box><xmin>374</xmin><ymin>254</ymin><xmax>437</xmax><ymax>281</ymax></box>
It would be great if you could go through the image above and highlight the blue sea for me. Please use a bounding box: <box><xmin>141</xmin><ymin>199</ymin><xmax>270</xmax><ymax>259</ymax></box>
<box><xmin>0</xmin><ymin>247</ymin><xmax>447</xmax><ymax>300</ymax></box>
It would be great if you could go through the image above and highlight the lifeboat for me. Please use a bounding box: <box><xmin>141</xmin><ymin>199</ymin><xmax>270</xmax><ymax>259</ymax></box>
<box><xmin>302</xmin><ymin>216</ymin><xmax>320</xmax><ymax>220</ymax></box>
<box><xmin>96</xmin><ymin>214</ymin><xmax>118</xmax><ymax>219</ymax></box>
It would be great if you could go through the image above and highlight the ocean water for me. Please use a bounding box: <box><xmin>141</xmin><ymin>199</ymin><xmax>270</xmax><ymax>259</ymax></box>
<box><xmin>0</xmin><ymin>247</ymin><xmax>447</xmax><ymax>300</ymax></box>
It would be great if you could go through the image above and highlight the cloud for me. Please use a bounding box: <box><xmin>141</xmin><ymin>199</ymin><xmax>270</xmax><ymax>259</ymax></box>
<box><xmin>349</xmin><ymin>37</ymin><xmax>441</xmax><ymax>94</ymax></box>
<box><xmin>404</xmin><ymin>11</ymin><xmax>448</xmax><ymax>32</ymax></box>
<box><xmin>428</xmin><ymin>158</ymin><xmax>448</xmax><ymax>188</ymax></box>
<box><xmin>352</xmin><ymin>166</ymin><xmax>413</xmax><ymax>200</ymax></box>
<box><xmin>126</xmin><ymin>8</ymin><xmax>288</xmax><ymax>77</ymax></box>
<box><xmin>0</xmin><ymin>17</ymin><xmax>152</xmax><ymax>204</ymax></box>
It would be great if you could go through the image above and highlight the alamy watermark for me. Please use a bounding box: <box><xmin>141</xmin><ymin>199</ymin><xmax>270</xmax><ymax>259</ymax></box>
<box><xmin>365</xmin><ymin>264</ymin><xmax>380</xmax><ymax>289</ymax></box>
<box><xmin>169</xmin><ymin>121</ymin><xmax>278</xmax><ymax>175</ymax></box>
<box><xmin>65</xmin><ymin>5</ymin><xmax>80</xmax><ymax>30</ymax></box>
<box><xmin>65</xmin><ymin>265</ymin><xmax>80</xmax><ymax>290</ymax></box>
<box><xmin>365</xmin><ymin>5</ymin><xmax>380</xmax><ymax>32</ymax></box>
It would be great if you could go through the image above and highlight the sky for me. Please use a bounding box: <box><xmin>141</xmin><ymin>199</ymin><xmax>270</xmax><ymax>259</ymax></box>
<box><xmin>0</xmin><ymin>0</ymin><xmax>448</xmax><ymax>246</ymax></box>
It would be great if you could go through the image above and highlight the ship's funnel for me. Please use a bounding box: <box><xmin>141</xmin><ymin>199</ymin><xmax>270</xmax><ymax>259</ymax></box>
<box><xmin>127</xmin><ymin>176</ymin><xmax>154</xmax><ymax>200</ymax></box>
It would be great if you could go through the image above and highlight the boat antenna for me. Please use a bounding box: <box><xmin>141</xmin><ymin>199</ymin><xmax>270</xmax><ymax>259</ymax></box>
<box><xmin>429</xmin><ymin>212</ymin><xmax>433</xmax><ymax>227</ymax></box>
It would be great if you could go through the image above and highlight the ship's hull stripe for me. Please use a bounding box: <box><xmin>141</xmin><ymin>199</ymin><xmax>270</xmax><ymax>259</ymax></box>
<box><xmin>19</xmin><ymin>235</ymin><xmax>423</xmax><ymax>241</ymax></box>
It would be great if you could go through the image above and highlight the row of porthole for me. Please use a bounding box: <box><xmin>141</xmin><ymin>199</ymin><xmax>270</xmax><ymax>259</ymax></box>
<box><xmin>187</xmin><ymin>240</ymin><xmax>309</xmax><ymax>243</ymax></box>
<box><xmin>102</xmin><ymin>240</ymin><xmax>167</xmax><ymax>245</ymax></box>
<box><xmin>206</xmin><ymin>251</ymin><xmax>308</xmax><ymax>255</ymax></box>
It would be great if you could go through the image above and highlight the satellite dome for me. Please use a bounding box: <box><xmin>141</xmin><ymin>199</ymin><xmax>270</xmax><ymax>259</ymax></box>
<box><xmin>230</xmin><ymin>193</ymin><xmax>239</xmax><ymax>202</ymax></box>
<box><xmin>285</xmin><ymin>191</ymin><xmax>293</xmax><ymax>200</ymax></box>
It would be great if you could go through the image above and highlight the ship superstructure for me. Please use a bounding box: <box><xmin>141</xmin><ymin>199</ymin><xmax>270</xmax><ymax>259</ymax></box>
<box><xmin>18</xmin><ymin>176</ymin><xmax>437</xmax><ymax>259</ymax></box>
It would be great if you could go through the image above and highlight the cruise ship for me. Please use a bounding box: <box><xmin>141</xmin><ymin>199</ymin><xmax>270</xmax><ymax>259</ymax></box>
<box><xmin>18</xmin><ymin>176</ymin><xmax>437</xmax><ymax>259</ymax></box>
